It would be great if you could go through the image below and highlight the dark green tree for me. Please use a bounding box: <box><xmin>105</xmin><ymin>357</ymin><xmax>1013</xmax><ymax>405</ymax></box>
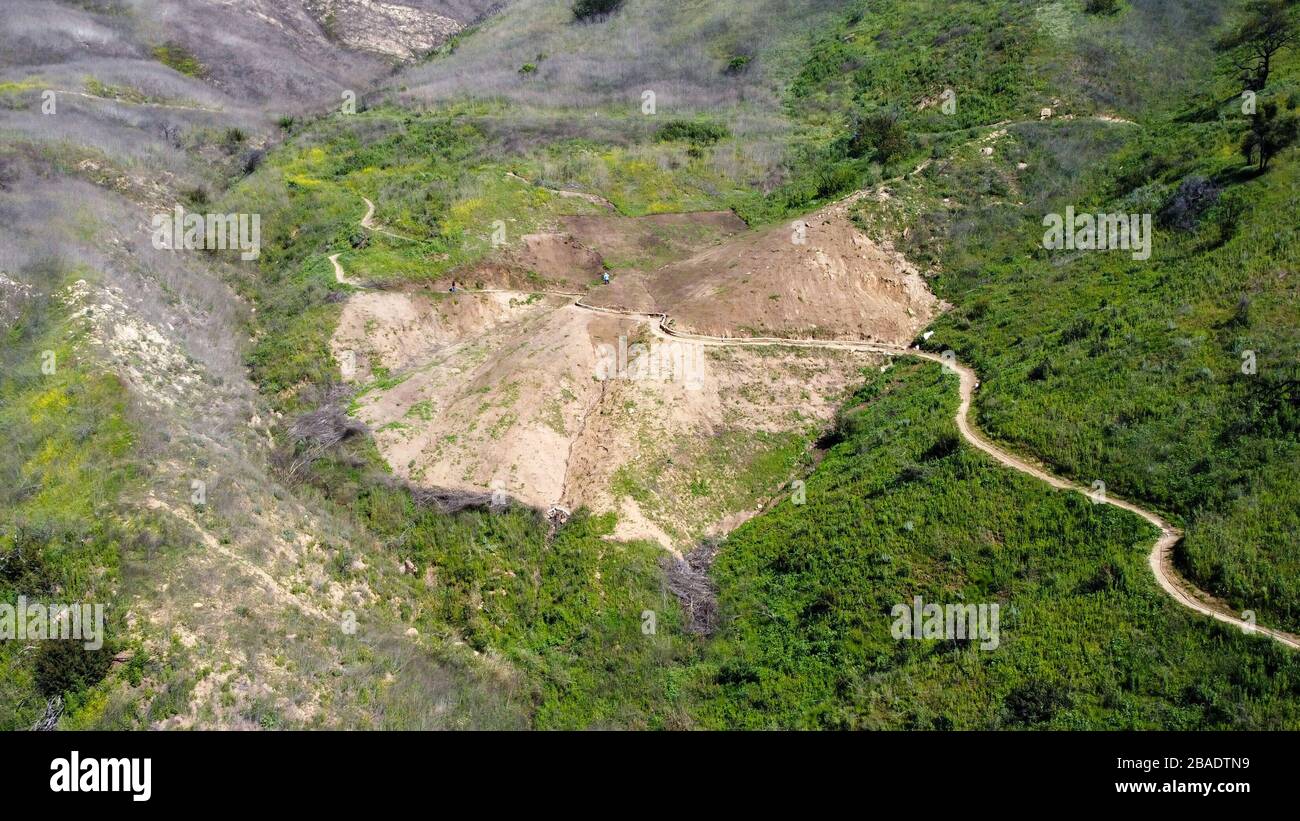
<box><xmin>1242</xmin><ymin>100</ymin><xmax>1298</xmax><ymax>170</ymax></box>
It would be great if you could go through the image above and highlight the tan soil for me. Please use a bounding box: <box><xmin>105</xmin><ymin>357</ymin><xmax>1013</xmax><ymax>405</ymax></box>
<box><xmin>561</xmin><ymin>210</ymin><xmax>748</xmax><ymax>273</ymax></box>
<box><xmin>340</xmin><ymin>287</ymin><xmax>873</xmax><ymax>550</ymax></box>
<box><xmin>585</xmin><ymin>193</ymin><xmax>942</xmax><ymax>344</ymax></box>
<box><xmin>331</xmin><ymin>288</ymin><xmax>554</xmax><ymax>380</ymax></box>
<box><xmin>443</xmin><ymin>209</ymin><xmax>747</xmax><ymax>293</ymax></box>
<box><xmin>350</xmin><ymin>300</ymin><xmax>631</xmax><ymax>508</ymax></box>
<box><xmin>451</xmin><ymin>232</ymin><xmax>604</xmax><ymax>292</ymax></box>
<box><xmin>562</xmin><ymin>342</ymin><xmax>871</xmax><ymax>548</ymax></box>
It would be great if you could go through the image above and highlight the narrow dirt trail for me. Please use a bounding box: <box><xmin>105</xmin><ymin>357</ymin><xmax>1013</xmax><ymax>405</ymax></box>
<box><xmin>331</xmin><ymin>193</ymin><xmax>1300</xmax><ymax>651</ymax></box>
<box><xmin>504</xmin><ymin>171</ymin><xmax>618</xmax><ymax>211</ymax></box>
<box><xmin>52</xmin><ymin>88</ymin><xmax>224</xmax><ymax>113</ymax></box>
<box><xmin>360</xmin><ymin>196</ymin><xmax>420</xmax><ymax>241</ymax></box>
<box><xmin>328</xmin><ymin>199</ymin><xmax>422</xmax><ymax>285</ymax></box>
<box><xmin>328</xmin><ymin>252</ymin><xmax>357</xmax><ymax>287</ymax></box>
<box><xmin>145</xmin><ymin>497</ymin><xmax>333</xmax><ymax>623</ymax></box>
<box><xmin>572</xmin><ymin>300</ymin><xmax>1300</xmax><ymax>650</ymax></box>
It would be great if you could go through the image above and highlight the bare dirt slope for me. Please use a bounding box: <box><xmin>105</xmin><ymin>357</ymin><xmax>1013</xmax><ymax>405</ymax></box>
<box><xmin>586</xmin><ymin>193</ymin><xmax>942</xmax><ymax>343</ymax></box>
<box><xmin>347</xmin><ymin>299</ymin><xmax>629</xmax><ymax>509</ymax></box>
<box><xmin>440</xmin><ymin>209</ymin><xmax>747</xmax><ymax>293</ymax></box>
<box><xmin>332</xmin><ymin>199</ymin><xmax>910</xmax><ymax>551</ymax></box>
<box><xmin>332</xmin><ymin>288</ymin><xmax>552</xmax><ymax>380</ymax></box>
<box><xmin>300</xmin><ymin>0</ymin><xmax>472</xmax><ymax>59</ymax></box>
<box><xmin>339</xmin><ymin>287</ymin><xmax>877</xmax><ymax>551</ymax></box>
<box><xmin>451</xmin><ymin>232</ymin><xmax>605</xmax><ymax>292</ymax></box>
<box><xmin>561</xmin><ymin>211</ymin><xmax>748</xmax><ymax>274</ymax></box>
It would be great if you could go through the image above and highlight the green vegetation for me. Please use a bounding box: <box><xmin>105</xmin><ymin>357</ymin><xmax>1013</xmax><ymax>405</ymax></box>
<box><xmin>1242</xmin><ymin>100</ymin><xmax>1298</xmax><ymax>169</ymax></box>
<box><xmin>609</xmin><ymin>425</ymin><xmax>811</xmax><ymax>546</ymax></box>
<box><xmin>846</xmin><ymin>5</ymin><xmax>1300</xmax><ymax>633</ymax></box>
<box><xmin>0</xmin><ymin>266</ymin><xmax>139</xmax><ymax>729</ymax></box>
<box><xmin>726</xmin><ymin>55</ymin><xmax>752</xmax><ymax>75</ymax></box>
<box><xmin>226</xmin><ymin>109</ymin><xmax>612</xmax><ymax>294</ymax></box>
<box><xmin>714</xmin><ymin>0</ymin><xmax>1040</xmax><ymax>223</ymax></box>
<box><xmin>1215</xmin><ymin>0</ymin><xmax>1298</xmax><ymax>90</ymax></box>
<box><xmin>232</xmin><ymin>0</ymin><xmax>1300</xmax><ymax>728</ymax></box>
<box><xmin>683</xmin><ymin>363</ymin><xmax>1300</xmax><ymax>728</ymax></box>
<box><xmin>573</xmin><ymin>0</ymin><xmax>624</xmax><ymax>22</ymax></box>
<box><xmin>274</xmin><ymin>430</ymin><xmax>694</xmax><ymax>727</ymax></box>
<box><xmin>83</xmin><ymin>78</ymin><xmax>151</xmax><ymax>105</ymax></box>
<box><xmin>1085</xmin><ymin>0</ymin><xmax>1122</xmax><ymax>15</ymax></box>
<box><xmin>151</xmin><ymin>42</ymin><xmax>206</xmax><ymax>78</ymax></box>
<box><xmin>656</xmin><ymin>120</ymin><xmax>731</xmax><ymax>146</ymax></box>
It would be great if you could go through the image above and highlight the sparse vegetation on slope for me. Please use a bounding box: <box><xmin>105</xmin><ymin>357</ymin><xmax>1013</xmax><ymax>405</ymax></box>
<box><xmin>151</xmin><ymin>42</ymin><xmax>207</xmax><ymax>78</ymax></box>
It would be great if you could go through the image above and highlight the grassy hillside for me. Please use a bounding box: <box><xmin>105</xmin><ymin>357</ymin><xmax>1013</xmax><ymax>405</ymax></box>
<box><xmin>685</xmin><ymin>363</ymin><xmax>1300</xmax><ymax>728</ymax></box>
<box><xmin>848</xmin><ymin>42</ymin><xmax>1300</xmax><ymax>632</ymax></box>
<box><xmin>229</xmin><ymin>0</ymin><xmax>1300</xmax><ymax>729</ymax></box>
<box><xmin>0</xmin><ymin>265</ymin><xmax>139</xmax><ymax>729</ymax></box>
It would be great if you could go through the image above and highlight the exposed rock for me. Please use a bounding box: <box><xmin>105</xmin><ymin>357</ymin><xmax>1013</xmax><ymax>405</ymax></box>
<box><xmin>0</xmin><ymin>272</ymin><xmax>33</xmax><ymax>331</ymax></box>
<box><xmin>304</xmin><ymin>0</ymin><xmax>466</xmax><ymax>59</ymax></box>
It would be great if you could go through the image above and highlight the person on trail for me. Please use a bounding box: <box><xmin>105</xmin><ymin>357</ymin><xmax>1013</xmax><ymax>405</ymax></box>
<box><xmin>450</xmin><ymin>280</ymin><xmax>458</xmax><ymax>293</ymax></box>
<box><xmin>602</xmin><ymin>272</ymin><xmax>610</xmax><ymax>285</ymax></box>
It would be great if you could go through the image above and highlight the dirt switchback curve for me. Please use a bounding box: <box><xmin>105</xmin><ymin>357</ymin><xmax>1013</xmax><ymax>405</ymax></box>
<box><xmin>330</xmin><ymin>198</ymin><xmax>1300</xmax><ymax>651</ymax></box>
<box><xmin>601</xmin><ymin>302</ymin><xmax>1300</xmax><ymax>650</ymax></box>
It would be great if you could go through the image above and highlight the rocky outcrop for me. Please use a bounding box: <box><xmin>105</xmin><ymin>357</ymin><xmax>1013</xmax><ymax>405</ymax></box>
<box><xmin>304</xmin><ymin>0</ymin><xmax>466</xmax><ymax>59</ymax></box>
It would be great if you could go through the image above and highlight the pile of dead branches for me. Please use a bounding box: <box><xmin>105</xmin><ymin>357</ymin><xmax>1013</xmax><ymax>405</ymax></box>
<box><xmin>282</xmin><ymin>384</ymin><xmax>367</xmax><ymax>479</ymax></box>
<box><xmin>663</xmin><ymin>538</ymin><xmax>722</xmax><ymax>635</ymax></box>
<box><xmin>409</xmin><ymin>486</ymin><xmax>507</xmax><ymax>514</ymax></box>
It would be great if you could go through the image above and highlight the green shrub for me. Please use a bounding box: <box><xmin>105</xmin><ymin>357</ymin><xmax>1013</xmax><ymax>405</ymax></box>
<box><xmin>572</xmin><ymin>0</ymin><xmax>623</xmax><ymax>21</ymax></box>
<box><xmin>725</xmin><ymin>55</ymin><xmax>752</xmax><ymax>75</ymax></box>
<box><xmin>151</xmin><ymin>42</ymin><xmax>206</xmax><ymax>78</ymax></box>
<box><xmin>656</xmin><ymin>120</ymin><xmax>731</xmax><ymax>145</ymax></box>
<box><xmin>33</xmin><ymin>640</ymin><xmax>112</xmax><ymax>698</ymax></box>
<box><xmin>845</xmin><ymin>109</ymin><xmax>909</xmax><ymax>164</ymax></box>
<box><xmin>1003</xmin><ymin>681</ymin><xmax>1072</xmax><ymax>726</ymax></box>
<box><xmin>1084</xmin><ymin>0</ymin><xmax>1121</xmax><ymax>14</ymax></box>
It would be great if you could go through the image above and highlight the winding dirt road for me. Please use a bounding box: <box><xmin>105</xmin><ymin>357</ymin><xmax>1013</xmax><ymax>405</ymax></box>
<box><xmin>596</xmin><ymin>303</ymin><xmax>1300</xmax><ymax>650</ymax></box>
<box><xmin>330</xmin><ymin>200</ymin><xmax>1300</xmax><ymax>651</ymax></box>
